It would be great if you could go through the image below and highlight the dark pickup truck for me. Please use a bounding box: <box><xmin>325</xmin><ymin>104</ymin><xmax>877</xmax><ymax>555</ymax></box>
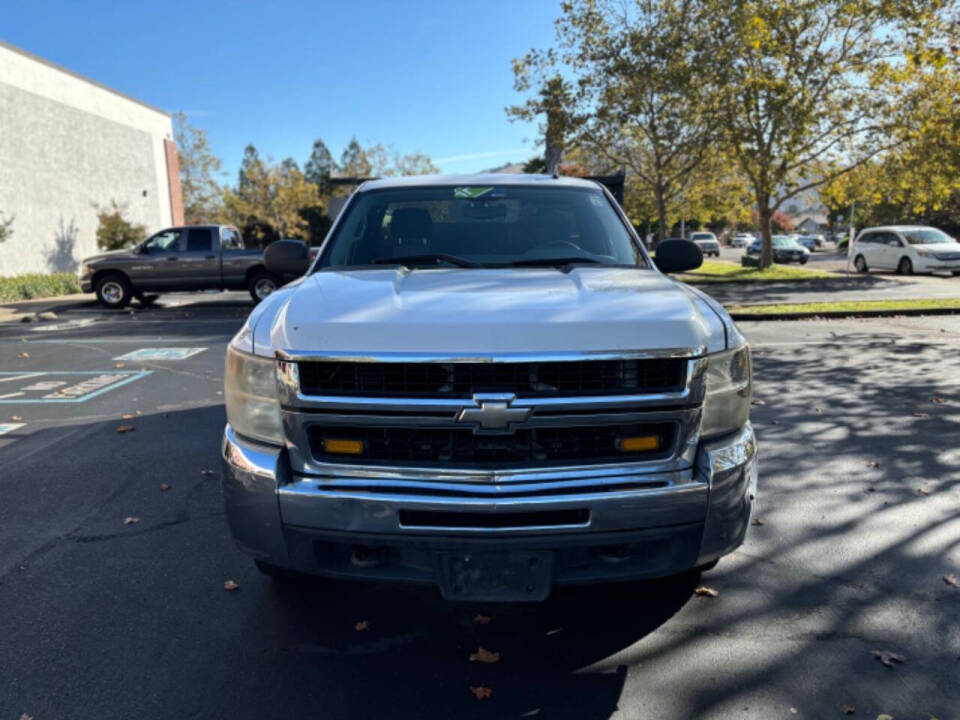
<box><xmin>80</xmin><ymin>224</ymin><xmax>280</xmax><ymax>308</ymax></box>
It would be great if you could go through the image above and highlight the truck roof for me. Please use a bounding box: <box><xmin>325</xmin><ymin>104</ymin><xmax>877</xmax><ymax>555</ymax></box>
<box><xmin>358</xmin><ymin>173</ymin><xmax>606</xmax><ymax>192</ymax></box>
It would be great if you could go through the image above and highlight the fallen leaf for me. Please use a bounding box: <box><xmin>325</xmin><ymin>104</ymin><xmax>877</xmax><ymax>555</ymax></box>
<box><xmin>943</xmin><ymin>574</ymin><xmax>960</xmax><ymax>588</ymax></box>
<box><xmin>160</xmin><ymin>483</ymin><xmax>171</xmax><ymax>492</ymax></box>
<box><xmin>814</xmin><ymin>407</ymin><xmax>822</xmax><ymax>413</ymax></box>
<box><xmin>751</xmin><ymin>399</ymin><xmax>766</xmax><ymax>406</ymax></box>
<box><xmin>121</xmin><ymin>413</ymin><xmax>135</xmax><ymax>420</ymax></box>
<box><xmin>10</xmin><ymin>415</ymin><xmax>22</xmax><ymax>421</ymax></box>
<box><xmin>473</xmin><ymin>614</ymin><xmax>492</xmax><ymax>624</ymax></box>
<box><xmin>469</xmin><ymin>647</ymin><xmax>501</xmax><ymax>663</ymax></box>
<box><xmin>17</xmin><ymin>352</ymin><xmax>29</xmax><ymax>359</ymax></box>
<box><xmin>931</xmin><ymin>397</ymin><xmax>946</xmax><ymax>404</ymax></box>
<box><xmin>912</xmin><ymin>412</ymin><xmax>929</xmax><ymax>418</ymax></box>
<box><xmin>876</xmin><ymin>715</ymin><xmax>893</xmax><ymax>720</ymax></box>
<box><xmin>470</xmin><ymin>686</ymin><xmax>492</xmax><ymax>700</ymax></box>
<box><xmin>123</xmin><ymin>516</ymin><xmax>140</xmax><ymax>525</ymax></box>
<box><xmin>114</xmin><ymin>363</ymin><xmax>125</xmax><ymax>368</ymax></box>
<box><xmin>216</xmin><ymin>390</ymin><xmax>223</xmax><ymax>395</ymax></box>
<box><xmin>916</xmin><ymin>487</ymin><xmax>930</xmax><ymax>496</ymax></box>
<box><xmin>200</xmin><ymin>469</ymin><xmax>215</xmax><ymax>476</ymax></box>
<box><xmin>863</xmin><ymin>460</ymin><xmax>880</xmax><ymax>468</ymax></box>
<box><xmin>864</xmin><ymin>487</ymin><xmax>876</xmax><ymax>493</ymax></box>
<box><xmin>871</xmin><ymin>649</ymin><xmax>905</xmax><ymax>668</ymax></box>
<box><xmin>694</xmin><ymin>586</ymin><xmax>719</xmax><ymax>598</ymax></box>
<box><xmin>19</xmin><ymin>714</ymin><xmax>33</xmax><ymax>720</ymax></box>
<box><xmin>790</xmin><ymin>708</ymin><xmax>797</xmax><ymax>715</ymax></box>
<box><xmin>116</xmin><ymin>425</ymin><xmax>135</xmax><ymax>433</ymax></box>
<box><xmin>354</xmin><ymin>620</ymin><xmax>369</xmax><ymax>631</ymax></box>
<box><xmin>771</xmin><ymin>420</ymin><xmax>780</xmax><ymax>426</ymax></box>
<box><xmin>841</xmin><ymin>704</ymin><xmax>855</xmax><ymax>714</ymax></box>
<box><xmin>752</xmin><ymin>517</ymin><xmax>764</xmax><ymax>526</ymax></box>
<box><xmin>135</xmin><ymin>410</ymin><xmax>142</xmax><ymax>416</ymax></box>
<box><xmin>223</xmin><ymin>580</ymin><xmax>239</xmax><ymax>591</ymax></box>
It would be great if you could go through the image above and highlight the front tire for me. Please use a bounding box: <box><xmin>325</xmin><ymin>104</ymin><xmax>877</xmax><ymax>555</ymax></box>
<box><xmin>95</xmin><ymin>274</ymin><xmax>133</xmax><ymax>309</ymax></box>
<box><xmin>854</xmin><ymin>255</ymin><xmax>868</xmax><ymax>273</ymax></box>
<box><xmin>248</xmin><ymin>271</ymin><xmax>280</xmax><ymax>303</ymax></box>
<box><xmin>898</xmin><ymin>257</ymin><xmax>913</xmax><ymax>275</ymax></box>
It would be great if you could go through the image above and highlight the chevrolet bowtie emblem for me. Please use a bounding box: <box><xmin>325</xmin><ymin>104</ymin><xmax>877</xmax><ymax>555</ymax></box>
<box><xmin>456</xmin><ymin>393</ymin><xmax>531</xmax><ymax>434</ymax></box>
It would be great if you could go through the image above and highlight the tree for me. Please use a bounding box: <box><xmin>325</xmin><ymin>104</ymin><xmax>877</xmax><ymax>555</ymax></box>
<box><xmin>94</xmin><ymin>201</ymin><xmax>146</xmax><ymax>250</ymax></box>
<box><xmin>0</xmin><ymin>211</ymin><xmax>13</xmax><ymax>244</ymax></box>
<box><xmin>709</xmin><ymin>0</ymin><xmax>951</xmax><ymax>267</ymax></box>
<box><xmin>510</xmin><ymin>0</ymin><xmax>720</xmax><ymax>244</ymax></box>
<box><xmin>172</xmin><ymin>112</ymin><xmax>223</xmax><ymax>224</ymax></box>
<box><xmin>222</xmin><ymin>147</ymin><xmax>321</xmax><ymax>243</ymax></box>
<box><xmin>339</xmin><ymin>137</ymin><xmax>372</xmax><ymax>178</ymax></box>
<box><xmin>304</xmin><ymin>139</ymin><xmax>337</xmax><ymax>196</ymax></box>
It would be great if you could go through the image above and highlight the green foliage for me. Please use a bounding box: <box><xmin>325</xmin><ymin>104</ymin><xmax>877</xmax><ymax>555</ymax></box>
<box><xmin>510</xmin><ymin>0</ymin><xmax>721</xmax><ymax>242</ymax></box>
<box><xmin>0</xmin><ymin>273</ymin><xmax>81</xmax><ymax>301</ymax></box>
<box><xmin>173</xmin><ymin>112</ymin><xmax>223</xmax><ymax>224</ymax></box>
<box><xmin>523</xmin><ymin>156</ymin><xmax>546</xmax><ymax>174</ymax></box>
<box><xmin>304</xmin><ymin>139</ymin><xmax>336</xmax><ymax>195</ymax></box>
<box><xmin>94</xmin><ymin>201</ymin><xmax>146</xmax><ymax>251</ymax></box>
<box><xmin>0</xmin><ymin>211</ymin><xmax>13</xmax><ymax>243</ymax></box>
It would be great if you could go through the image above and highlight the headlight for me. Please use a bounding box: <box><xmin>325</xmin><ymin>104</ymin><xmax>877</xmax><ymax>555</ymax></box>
<box><xmin>915</xmin><ymin>250</ymin><xmax>930</xmax><ymax>258</ymax></box>
<box><xmin>224</xmin><ymin>345</ymin><xmax>283</xmax><ymax>445</ymax></box>
<box><xmin>81</xmin><ymin>264</ymin><xmax>93</xmax><ymax>276</ymax></box>
<box><xmin>701</xmin><ymin>345</ymin><xmax>752</xmax><ymax>440</ymax></box>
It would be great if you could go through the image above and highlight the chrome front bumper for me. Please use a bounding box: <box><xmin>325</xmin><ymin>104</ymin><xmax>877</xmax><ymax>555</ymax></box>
<box><xmin>221</xmin><ymin>423</ymin><xmax>757</xmax><ymax>587</ymax></box>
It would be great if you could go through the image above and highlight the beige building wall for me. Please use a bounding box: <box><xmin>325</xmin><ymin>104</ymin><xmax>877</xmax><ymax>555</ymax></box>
<box><xmin>0</xmin><ymin>41</ymin><xmax>177</xmax><ymax>276</ymax></box>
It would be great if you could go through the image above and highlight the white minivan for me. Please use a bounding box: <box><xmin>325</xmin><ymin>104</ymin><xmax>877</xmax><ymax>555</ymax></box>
<box><xmin>852</xmin><ymin>225</ymin><xmax>960</xmax><ymax>275</ymax></box>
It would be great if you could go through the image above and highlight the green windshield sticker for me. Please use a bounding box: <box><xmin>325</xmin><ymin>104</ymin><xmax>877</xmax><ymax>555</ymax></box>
<box><xmin>454</xmin><ymin>186</ymin><xmax>494</xmax><ymax>199</ymax></box>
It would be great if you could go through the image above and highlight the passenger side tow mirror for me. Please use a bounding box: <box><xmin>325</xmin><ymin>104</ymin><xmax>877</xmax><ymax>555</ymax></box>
<box><xmin>265</xmin><ymin>239</ymin><xmax>311</xmax><ymax>276</ymax></box>
<box><xmin>654</xmin><ymin>239</ymin><xmax>703</xmax><ymax>273</ymax></box>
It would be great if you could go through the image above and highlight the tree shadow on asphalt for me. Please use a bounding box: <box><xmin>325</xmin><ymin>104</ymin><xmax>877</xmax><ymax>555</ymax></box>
<box><xmin>692</xmin><ymin>274</ymin><xmax>925</xmax><ymax>305</ymax></box>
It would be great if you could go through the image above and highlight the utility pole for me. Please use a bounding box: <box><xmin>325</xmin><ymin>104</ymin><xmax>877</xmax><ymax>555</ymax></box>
<box><xmin>845</xmin><ymin>201</ymin><xmax>856</xmax><ymax>274</ymax></box>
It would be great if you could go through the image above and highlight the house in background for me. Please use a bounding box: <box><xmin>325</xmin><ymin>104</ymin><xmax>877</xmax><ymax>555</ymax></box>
<box><xmin>792</xmin><ymin>212</ymin><xmax>829</xmax><ymax>235</ymax></box>
<box><xmin>0</xmin><ymin>40</ymin><xmax>183</xmax><ymax>276</ymax></box>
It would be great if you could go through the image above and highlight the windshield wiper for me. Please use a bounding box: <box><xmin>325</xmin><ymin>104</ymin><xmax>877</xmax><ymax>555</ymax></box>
<box><xmin>510</xmin><ymin>256</ymin><xmax>604</xmax><ymax>272</ymax></box>
<box><xmin>371</xmin><ymin>254</ymin><xmax>479</xmax><ymax>269</ymax></box>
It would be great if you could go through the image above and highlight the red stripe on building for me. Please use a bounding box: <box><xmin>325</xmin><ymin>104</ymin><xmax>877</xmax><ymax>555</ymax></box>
<box><xmin>164</xmin><ymin>138</ymin><xmax>185</xmax><ymax>225</ymax></box>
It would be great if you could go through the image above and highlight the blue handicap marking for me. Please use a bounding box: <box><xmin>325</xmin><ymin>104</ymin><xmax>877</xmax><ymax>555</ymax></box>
<box><xmin>114</xmin><ymin>348</ymin><xmax>207</xmax><ymax>361</ymax></box>
<box><xmin>0</xmin><ymin>371</ymin><xmax>152</xmax><ymax>403</ymax></box>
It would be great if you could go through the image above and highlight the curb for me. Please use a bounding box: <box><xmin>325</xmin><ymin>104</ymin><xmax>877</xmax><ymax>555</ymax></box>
<box><xmin>729</xmin><ymin>306</ymin><xmax>960</xmax><ymax>321</ymax></box>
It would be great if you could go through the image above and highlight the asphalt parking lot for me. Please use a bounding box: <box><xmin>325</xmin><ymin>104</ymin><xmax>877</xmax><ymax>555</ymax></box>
<box><xmin>2</xmin><ymin>294</ymin><xmax>959</xmax><ymax>720</ymax></box>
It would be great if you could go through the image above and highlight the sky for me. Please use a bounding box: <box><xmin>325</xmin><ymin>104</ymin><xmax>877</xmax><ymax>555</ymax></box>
<box><xmin>3</xmin><ymin>0</ymin><xmax>562</xmax><ymax>181</ymax></box>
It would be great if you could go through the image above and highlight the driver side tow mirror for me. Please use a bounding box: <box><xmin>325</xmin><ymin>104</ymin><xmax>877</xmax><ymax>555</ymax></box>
<box><xmin>654</xmin><ymin>239</ymin><xmax>703</xmax><ymax>273</ymax></box>
<box><xmin>265</xmin><ymin>239</ymin><xmax>311</xmax><ymax>276</ymax></box>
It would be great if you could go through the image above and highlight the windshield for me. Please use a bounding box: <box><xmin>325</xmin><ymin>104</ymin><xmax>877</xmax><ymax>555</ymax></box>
<box><xmin>901</xmin><ymin>228</ymin><xmax>952</xmax><ymax>245</ymax></box>
<box><xmin>315</xmin><ymin>185</ymin><xmax>646</xmax><ymax>269</ymax></box>
<box><xmin>772</xmin><ymin>237</ymin><xmax>799</xmax><ymax>248</ymax></box>
<box><xmin>691</xmin><ymin>233</ymin><xmax>715</xmax><ymax>241</ymax></box>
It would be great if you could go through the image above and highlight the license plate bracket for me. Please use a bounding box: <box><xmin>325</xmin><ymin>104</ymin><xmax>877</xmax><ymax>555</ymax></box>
<box><xmin>437</xmin><ymin>551</ymin><xmax>554</xmax><ymax>602</ymax></box>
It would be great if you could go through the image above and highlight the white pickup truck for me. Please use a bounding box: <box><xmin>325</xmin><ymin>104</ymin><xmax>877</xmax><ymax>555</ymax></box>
<box><xmin>220</xmin><ymin>174</ymin><xmax>757</xmax><ymax>601</ymax></box>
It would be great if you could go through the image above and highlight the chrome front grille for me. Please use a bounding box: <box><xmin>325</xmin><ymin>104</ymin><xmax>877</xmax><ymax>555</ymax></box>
<box><xmin>277</xmin><ymin>351</ymin><xmax>706</xmax><ymax>482</ymax></box>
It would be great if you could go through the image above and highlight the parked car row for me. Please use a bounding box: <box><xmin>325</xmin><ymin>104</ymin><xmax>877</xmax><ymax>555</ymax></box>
<box><xmin>746</xmin><ymin>235</ymin><xmax>810</xmax><ymax>264</ymax></box>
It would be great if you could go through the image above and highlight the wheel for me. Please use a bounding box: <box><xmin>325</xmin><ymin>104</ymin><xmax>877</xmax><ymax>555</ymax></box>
<box><xmin>800</xmin><ymin>256</ymin><xmax>808</xmax><ymax>265</ymax></box>
<box><xmin>248</xmin><ymin>271</ymin><xmax>280</xmax><ymax>303</ymax></box>
<box><xmin>898</xmin><ymin>257</ymin><xmax>913</xmax><ymax>275</ymax></box>
<box><xmin>254</xmin><ymin>559</ymin><xmax>305</xmax><ymax>583</ymax></box>
<box><xmin>952</xmin><ymin>271</ymin><xmax>960</xmax><ymax>276</ymax></box>
<box><xmin>854</xmin><ymin>255</ymin><xmax>868</xmax><ymax>273</ymax></box>
<box><xmin>95</xmin><ymin>274</ymin><xmax>133</xmax><ymax>309</ymax></box>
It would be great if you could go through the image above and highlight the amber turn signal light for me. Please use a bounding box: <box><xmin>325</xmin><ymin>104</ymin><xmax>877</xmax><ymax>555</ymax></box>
<box><xmin>618</xmin><ymin>435</ymin><xmax>660</xmax><ymax>452</ymax></box>
<box><xmin>323</xmin><ymin>438</ymin><xmax>364</xmax><ymax>455</ymax></box>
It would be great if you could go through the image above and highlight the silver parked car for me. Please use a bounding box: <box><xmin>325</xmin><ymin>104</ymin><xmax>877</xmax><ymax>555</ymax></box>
<box><xmin>690</xmin><ymin>231</ymin><xmax>721</xmax><ymax>257</ymax></box>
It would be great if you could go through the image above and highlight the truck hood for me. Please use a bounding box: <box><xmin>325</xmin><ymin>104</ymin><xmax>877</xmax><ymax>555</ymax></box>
<box><xmin>82</xmin><ymin>248</ymin><xmax>139</xmax><ymax>264</ymax></box>
<box><xmin>259</xmin><ymin>267</ymin><xmax>727</xmax><ymax>357</ymax></box>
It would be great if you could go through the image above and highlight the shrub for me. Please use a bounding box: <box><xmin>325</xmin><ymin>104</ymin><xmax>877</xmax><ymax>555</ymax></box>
<box><xmin>0</xmin><ymin>273</ymin><xmax>82</xmax><ymax>302</ymax></box>
<box><xmin>94</xmin><ymin>200</ymin><xmax>146</xmax><ymax>250</ymax></box>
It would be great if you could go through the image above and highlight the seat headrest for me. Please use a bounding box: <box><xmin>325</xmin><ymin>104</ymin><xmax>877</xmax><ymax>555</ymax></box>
<box><xmin>390</xmin><ymin>207</ymin><xmax>433</xmax><ymax>242</ymax></box>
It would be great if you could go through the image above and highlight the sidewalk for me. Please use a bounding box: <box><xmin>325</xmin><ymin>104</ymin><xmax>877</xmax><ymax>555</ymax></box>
<box><xmin>0</xmin><ymin>293</ymin><xmax>92</xmax><ymax>323</ymax></box>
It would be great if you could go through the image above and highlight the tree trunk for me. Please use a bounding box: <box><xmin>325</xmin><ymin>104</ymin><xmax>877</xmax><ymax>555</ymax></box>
<box><xmin>655</xmin><ymin>186</ymin><xmax>668</xmax><ymax>248</ymax></box>
<box><xmin>758</xmin><ymin>203</ymin><xmax>774</xmax><ymax>269</ymax></box>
